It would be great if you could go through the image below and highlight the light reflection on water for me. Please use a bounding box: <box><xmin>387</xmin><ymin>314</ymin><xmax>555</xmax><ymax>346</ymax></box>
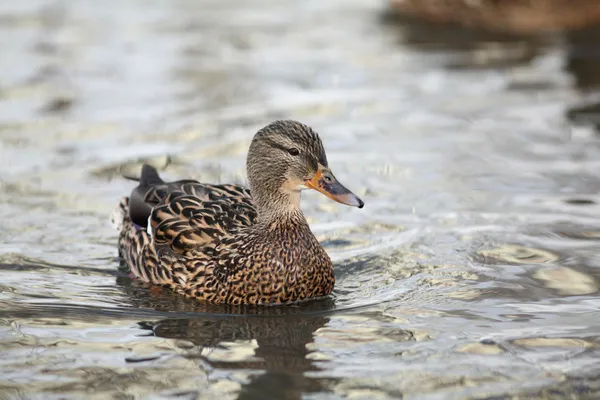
<box><xmin>1</xmin><ymin>0</ymin><xmax>600</xmax><ymax>399</ymax></box>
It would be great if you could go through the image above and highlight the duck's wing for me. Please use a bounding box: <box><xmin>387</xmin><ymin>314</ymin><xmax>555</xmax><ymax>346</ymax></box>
<box><xmin>128</xmin><ymin>164</ymin><xmax>257</xmax><ymax>254</ymax></box>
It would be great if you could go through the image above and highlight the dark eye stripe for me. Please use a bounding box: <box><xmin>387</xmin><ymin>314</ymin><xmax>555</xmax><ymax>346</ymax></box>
<box><xmin>263</xmin><ymin>137</ymin><xmax>300</xmax><ymax>156</ymax></box>
<box><xmin>262</xmin><ymin>137</ymin><xmax>289</xmax><ymax>152</ymax></box>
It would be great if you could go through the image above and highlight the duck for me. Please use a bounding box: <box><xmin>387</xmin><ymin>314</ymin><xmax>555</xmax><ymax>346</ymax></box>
<box><xmin>389</xmin><ymin>0</ymin><xmax>600</xmax><ymax>34</ymax></box>
<box><xmin>114</xmin><ymin>120</ymin><xmax>364</xmax><ymax>305</ymax></box>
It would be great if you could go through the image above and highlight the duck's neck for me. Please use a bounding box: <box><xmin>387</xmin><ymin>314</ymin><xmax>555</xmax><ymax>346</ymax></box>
<box><xmin>254</xmin><ymin>189</ymin><xmax>308</xmax><ymax>228</ymax></box>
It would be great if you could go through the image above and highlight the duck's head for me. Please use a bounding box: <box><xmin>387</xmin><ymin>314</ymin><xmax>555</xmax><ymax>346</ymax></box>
<box><xmin>247</xmin><ymin>120</ymin><xmax>364</xmax><ymax>215</ymax></box>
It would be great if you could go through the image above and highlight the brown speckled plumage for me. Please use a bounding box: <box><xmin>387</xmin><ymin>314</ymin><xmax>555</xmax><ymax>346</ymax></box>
<box><xmin>114</xmin><ymin>120</ymin><xmax>363</xmax><ymax>305</ymax></box>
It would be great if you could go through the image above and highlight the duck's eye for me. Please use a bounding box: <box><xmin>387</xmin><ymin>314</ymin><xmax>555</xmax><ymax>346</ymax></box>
<box><xmin>288</xmin><ymin>148</ymin><xmax>300</xmax><ymax>156</ymax></box>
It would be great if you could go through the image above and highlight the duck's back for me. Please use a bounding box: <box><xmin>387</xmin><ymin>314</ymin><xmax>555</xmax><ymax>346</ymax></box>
<box><xmin>131</xmin><ymin>164</ymin><xmax>256</xmax><ymax>249</ymax></box>
<box><xmin>115</xmin><ymin>164</ymin><xmax>258</xmax><ymax>288</ymax></box>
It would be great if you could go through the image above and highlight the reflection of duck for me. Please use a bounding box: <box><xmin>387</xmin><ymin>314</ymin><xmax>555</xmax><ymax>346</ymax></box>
<box><xmin>114</xmin><ymin>121</ymin><xmax>363</xmax><ymax>305</ymax></box>
<box><xmin>140</xmin><ymin>311</ymin><xmax>333</xmax><ymax>400</ymax></box>
<box><xmin>389</xmin><ymin>0</ymin><xmax>600</xmax><ymax>34</ymax></box>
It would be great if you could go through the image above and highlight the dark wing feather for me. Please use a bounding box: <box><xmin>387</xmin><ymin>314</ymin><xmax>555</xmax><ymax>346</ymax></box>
<box><xmin>149</xmin><ymin>186</ymin><xmax>257</xmax><ymax>254</ymax></box>
<box><xmin>128</xmin><ymin>164</ymin><xmax>257</xmax><ymax>254</ymax></box>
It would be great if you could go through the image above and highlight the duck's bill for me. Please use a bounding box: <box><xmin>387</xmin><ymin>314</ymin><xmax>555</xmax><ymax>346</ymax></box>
<box><xmin>305</xmin><ymin>168</ymin><xmax>364</xmax><ymax>208</ymax></box>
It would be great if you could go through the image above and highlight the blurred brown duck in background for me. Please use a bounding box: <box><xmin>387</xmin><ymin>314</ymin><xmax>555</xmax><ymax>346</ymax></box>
<box><xmin>114</xmin><ymin>120</ymin><xmax>364</xmax><ymax>305</ymax></box>
<box><xmin>389</xmin><ymin>0</ymin><xmax>600</xmax><ymax>34</ymax></box>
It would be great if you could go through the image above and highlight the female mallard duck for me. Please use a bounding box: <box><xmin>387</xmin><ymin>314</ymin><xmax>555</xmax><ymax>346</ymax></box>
<box><xmin>115</xmin><ymin>120</ymin><xmax>363</xmax><ymax>305</ymax></box>
<box><xmin>389</xmin><ymin>0</ymin><xmax>600</xmax><ymax>34</ymax></box>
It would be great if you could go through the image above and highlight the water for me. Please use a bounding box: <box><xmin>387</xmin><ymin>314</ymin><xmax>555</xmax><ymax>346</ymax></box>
<box><xmin>1</xmin><ymin>0</ymin><xmax>600</xmax><ymax>399</ymax></box>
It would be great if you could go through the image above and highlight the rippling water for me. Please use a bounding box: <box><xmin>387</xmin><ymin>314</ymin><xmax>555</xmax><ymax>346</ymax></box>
<box><xmin>2</xmin><ymin>1</ymin><xmax>600</xmax><ymax>399</ymax></box>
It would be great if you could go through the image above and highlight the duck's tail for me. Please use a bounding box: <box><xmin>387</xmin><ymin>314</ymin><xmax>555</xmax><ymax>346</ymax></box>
<box><xmin>128</xmin><ymin>164</ymin><xmax>165</xmax><ymax>228</ymax></box>
<box><xmin>113</xmin><ymin>165</ymin><xmax>164</xmax><ymax>284</ymax></box>
<box><xmin>138</xmin><ymin>163</ymin><xmax>164</xmax><ymax>186</ymax></box>
<box><xmin>111</xmin><ymin>164</ymin><xmax>164</xmax><ymax>232</ymax></box>
<box><xmin>120</xmin><ymin>163</ymin><xmax>164</xmax><ymax>184</ymax></box>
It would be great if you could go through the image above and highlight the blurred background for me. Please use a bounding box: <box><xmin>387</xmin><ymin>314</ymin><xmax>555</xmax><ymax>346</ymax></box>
<box><xmin>1</xmin><ymin>0</ymin><xmax>600</xmax><ymax>399</ymax></box>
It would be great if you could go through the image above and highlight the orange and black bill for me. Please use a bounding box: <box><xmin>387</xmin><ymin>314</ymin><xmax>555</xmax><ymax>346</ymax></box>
<box><xmin>305</xmin><ymin>166</ymin><xmax>364</xmax><ymax>208</ymax></box>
